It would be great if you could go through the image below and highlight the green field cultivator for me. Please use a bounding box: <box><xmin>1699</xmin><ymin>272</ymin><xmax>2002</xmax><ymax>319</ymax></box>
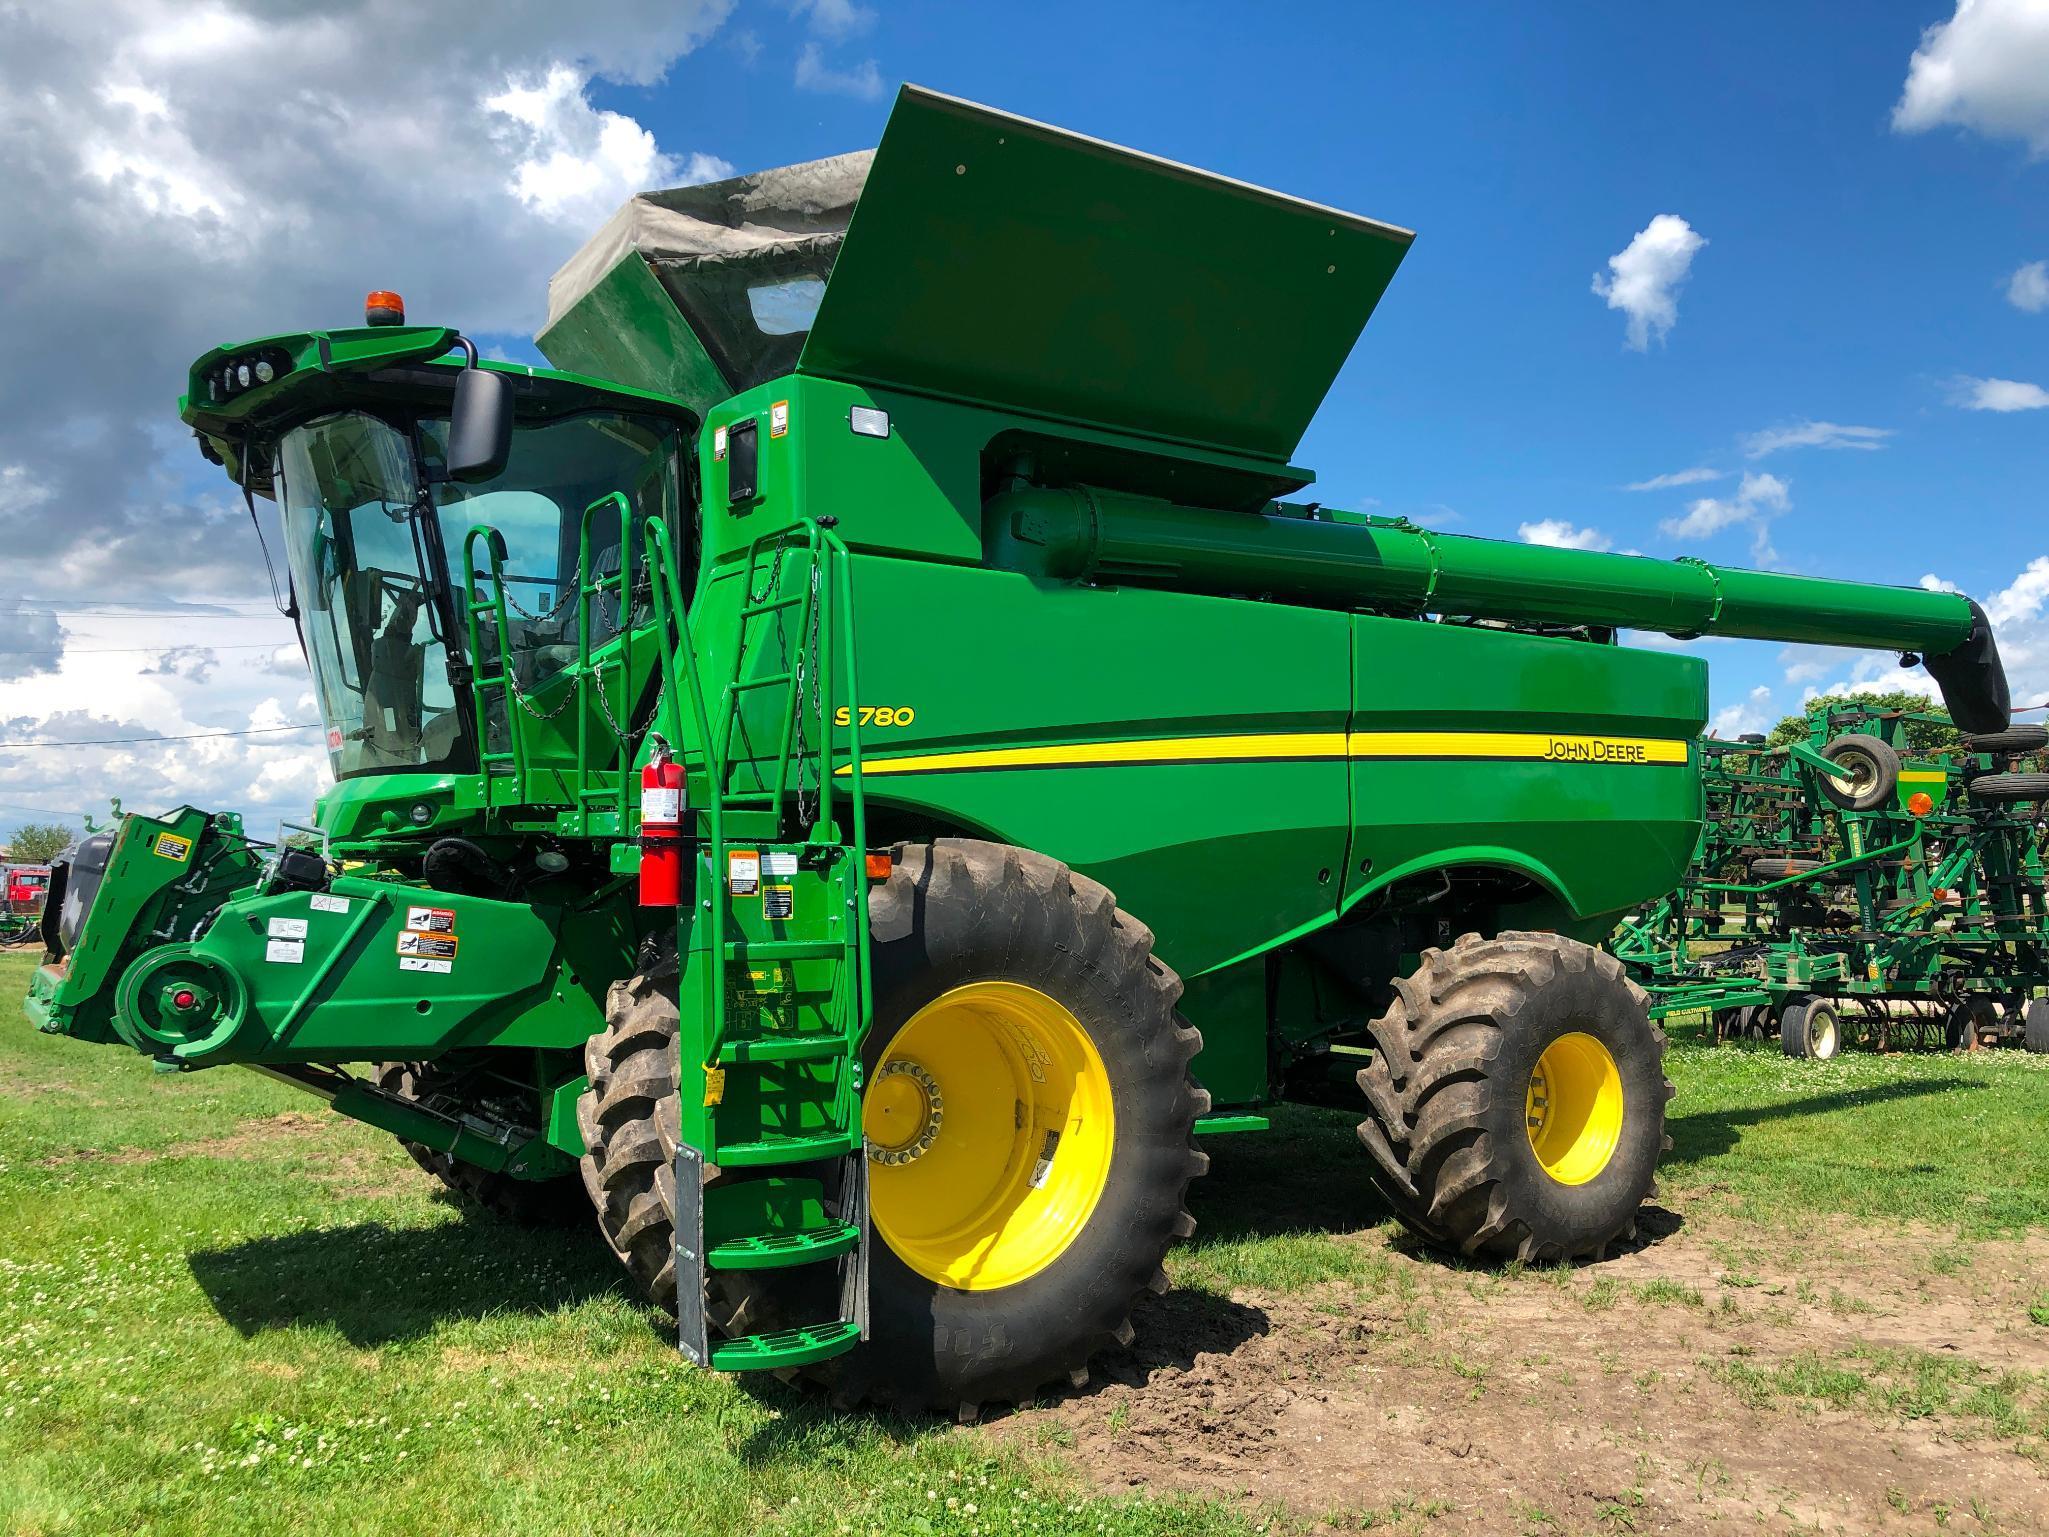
<box><xmin>1611</xmin><ymin>703</ymin><xmax>2049</xmax><ymax>1057</ymax></box>
<box><xmin>21</xmin><ymin>87</ymin><xmax>2020</xmax><ymax>1413</ymax></box>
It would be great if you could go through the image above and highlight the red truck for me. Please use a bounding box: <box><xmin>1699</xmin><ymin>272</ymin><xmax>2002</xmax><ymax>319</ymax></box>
<box><xmin>4</xmin><ymin>864</ymin><xmax>50</xmax><ymax>918</ymax></box>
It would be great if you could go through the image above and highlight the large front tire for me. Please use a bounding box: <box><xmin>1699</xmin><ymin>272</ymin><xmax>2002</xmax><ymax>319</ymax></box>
<box><xmin>1355</xmin><ymin>932</ymin><xmax>1672</xmax><ymax>1264</ymax></box>
<box><xmin>578</xmin><ymin>840</ymin><xmax>1209</xmax><ymax>1414</ymax></box>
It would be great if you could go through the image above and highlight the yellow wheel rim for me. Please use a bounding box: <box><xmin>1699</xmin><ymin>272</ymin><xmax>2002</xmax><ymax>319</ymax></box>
<box><xmin>863</xmin><ymin>980</ymin><xmax>1115</xmax><ymax>1291</ymax></box>
<box><xmin>1524</xmin><ymin>1031</ymin><xmax>1624</xmax><ymax>1186</ymax></box>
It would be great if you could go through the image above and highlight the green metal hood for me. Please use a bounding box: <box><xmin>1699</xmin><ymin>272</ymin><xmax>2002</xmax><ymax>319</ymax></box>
<box><xmin>800</xmin><ymin>86</ymin><xmax>1414</xmax><ymax>460</ymax></box>
<box><xmin>541</xmin><ymin>85</ymin><xmax>1414</xmax><ymax>459</ymax></box>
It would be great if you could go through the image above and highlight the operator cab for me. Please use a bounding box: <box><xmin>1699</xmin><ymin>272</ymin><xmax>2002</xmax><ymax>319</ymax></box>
<box><xmin>183</xmin><ymin>302</ymin><xmax>698</xmax><ymax>787</ymax></box>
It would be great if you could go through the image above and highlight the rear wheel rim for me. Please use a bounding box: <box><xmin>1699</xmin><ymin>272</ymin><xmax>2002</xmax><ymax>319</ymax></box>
<box><xmin>1524</xmin><ymin>1031</ymin><xmax>1625</xmax><ymax>1186</ymax></box>
<box><xmin>1812</xmin><ymin>1009</ymin><xmax>1839</xmax><ymax>1058</ymax></box>
<box><xmin>863</xmin><ymin>981</ymin><xmax>1115</xmax><ymax>1291</ymax></box>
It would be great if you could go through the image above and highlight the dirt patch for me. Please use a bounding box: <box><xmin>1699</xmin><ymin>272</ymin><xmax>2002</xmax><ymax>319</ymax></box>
<box><xmin>995</xmin><ymin>1214</ymin><xmax>2049</xmax><ymax>1534</ymax></box>
<box><xmin>36</xmin><ymin>1109</ymin><xmax>336</xmax><ymax>1168</ymax></box>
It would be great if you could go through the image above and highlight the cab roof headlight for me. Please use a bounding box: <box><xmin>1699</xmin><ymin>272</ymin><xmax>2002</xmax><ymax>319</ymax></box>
<box><xmin>253</xmin><ymin>359</ymin><xmax>274</xmax><ymax>384</ymax></box>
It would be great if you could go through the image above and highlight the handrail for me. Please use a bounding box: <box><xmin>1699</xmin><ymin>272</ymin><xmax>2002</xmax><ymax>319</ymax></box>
<box><xmin>460</xmin><ymin>524</ymin><xmax>526</xmax><ymax>803</ymax></box>
<box><xmin>823</xmin><ymin>525</ymin><xmax>873</xmax><ymax>1057</ymax></box>
<box><xmin>642</xmin><ymin>516</ymin><xmax>730</xmax><ymax>1074</ymax></box>
<box><xmin>579</xmin><ymin>492</ymin><xmax>638</xmax><ymax>824</ymax></box>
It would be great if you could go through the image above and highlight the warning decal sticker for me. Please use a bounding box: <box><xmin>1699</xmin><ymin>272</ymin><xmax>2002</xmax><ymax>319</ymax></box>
<box><xmin>405</xmin><ymin>906</ymin><xmax>457</xmax><ymax>934</ymax></box>
<box><xmin>728</xmin><ymin>850</ymin><xmax>761</xmax><ymax>896</ymax></box>
<box><xmin>763</xmin><ymin>884</ymin><xmax>794</xmax><ymax>920</ymax></box>
<box><xmin>266</xmin><ymin>938</ymin><xmax>305</xmax><ymax>964</ymax></box>
<box><xmin>400</xmin><ymin>956</ymin><xmax>453</xmax><ymax>975</ymax></box>
<box><xmin>398</xmin><ymin>931</ymin><xmax>458</xmax><ymax>962</ymax></box>
<box><xmin>154</xmin><ymin>832</ymin><xmax>193</xmax><ymax>863</ymax></box>
<box><xmin>309</xmin><ymin>893</ymin><xmax>350</xmax><ymax>914</ymax></box>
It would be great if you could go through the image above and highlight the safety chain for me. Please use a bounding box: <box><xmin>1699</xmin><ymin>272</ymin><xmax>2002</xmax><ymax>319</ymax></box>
<box><xmin>495</xmin><ymin>578</ymin><xmax>576</xmax><ymax>626</ymax></box>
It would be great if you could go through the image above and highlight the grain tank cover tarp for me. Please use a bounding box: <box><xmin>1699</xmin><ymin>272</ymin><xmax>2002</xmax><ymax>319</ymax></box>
<box><xmin>544</xmin><ymin>151</ymin><xmax>872</xmax><ymax>395</ymax></box>
<box><xmin>797</xmin><ymin>85</ymin><xmax>1415</xmax><ymax>462</ymax></box>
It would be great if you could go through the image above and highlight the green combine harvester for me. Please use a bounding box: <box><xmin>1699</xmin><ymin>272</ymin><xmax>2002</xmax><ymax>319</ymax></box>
<box><xmin>23</xmin><ymin>88</ymin><xmax>2013</xmax><ymax>1413</ymax></box>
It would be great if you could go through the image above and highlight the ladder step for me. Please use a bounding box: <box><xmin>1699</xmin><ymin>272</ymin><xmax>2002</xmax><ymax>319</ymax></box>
<box><xmin>707</xmin><ymin>1319</ymin><xmax>862</xmax><ymax>1371</ymax></box>
<box><xmin>718</xmin><ymin>1035</ymin><xmax>848</xmax><ymax>1065</ymax></box>
<box><xmin>717</xmin><ymin>1130</ymin><xmax>859</xmax><ymax>1167</ymax></box>
<box><xmin>707</xmin><ymin>1220</ymin><xmax>859</xmax><ymax>1271</ymax></box>
<box><xmin>724</xmin><ymin>940</ymin><xmax>845</xmax><ymax>961</ymax></box>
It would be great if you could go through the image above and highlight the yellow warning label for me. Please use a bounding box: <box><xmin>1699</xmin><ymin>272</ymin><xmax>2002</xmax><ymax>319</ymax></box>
<box><xmin>153</xmin><ymin>832</ymin><xmax>193</xmax><ymax>862</ymax></box>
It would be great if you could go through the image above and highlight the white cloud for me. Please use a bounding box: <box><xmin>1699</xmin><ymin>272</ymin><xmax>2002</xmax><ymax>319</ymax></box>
<box><xmin>0</xmin><ymin>601</ymin><xmax>66</xmax><ymax>682</ymax></box>
<box><xmin>795</xmin><ymin>40</ymin><xmax>883</xmax><ymax>98</ymax></box>
<box><xmin>1893</xmin><ymin>0</ymin><xmax>2049</xmax><ymax>157</ymax></box>
<box><xmin>1659</xmin><ymin>472</ymin><xmax>1791</xmax><ymax>559</ymax></box>
<box><xmin>1517</xmin><ymin>519</ymin><xmax>1612</xmax><ymax>552</ymax></box>
<box><xmin>1919</xmin><ymin>573</ymin><xmax>1964</xmax><ymax>593</ymax></box>
<box><xmin>1591</xmin><ymin>215</ymin><xmax>1705</xmax><ymax>350</ymax></box>
<box><xmin>1661</xmin><ymin>497</ymin><xmax>1750</xmax><ymax>540</ymax></box>
<box><xmin>2009</xmin><ymin>259</ymin><xmax>2049</xmax><ymax>313</ymax></box>
<box><xmin>0</xmin><ymin>1</ymin><xmax>731</xmax><ymax>604</ymax></box>
<box><xmin>793</xmin><ymin>0</ymin><xmax>877</xmax><ymax>40</ymax></box>
<box><xmin>0</xmin><ymin>1</ymin><xmax>733</xmax><ymax>830</ymax></box>
<box><xmin>1742</xmin><ymin>420</ymin><xmax>1893</xmax><ymax>457</ymax></box>
<box><xmin>1711</xmin><ymin>684</ymin><xmax>1776</xmax><ymax>739</ymax></box>
<box><xmin>485</xmin><ymin>66</ymin><xmax>732</xmax><ymax>230</ymax></box>
<box><xmin>1624</xmin><ymin>466</ymin><xmax>1724</xmax><ymax>492</ymax></box>
<box><xmin>1950</xmin><ymin>374</ymin><xmax>2049</xmax><ymax>411</ymax></box>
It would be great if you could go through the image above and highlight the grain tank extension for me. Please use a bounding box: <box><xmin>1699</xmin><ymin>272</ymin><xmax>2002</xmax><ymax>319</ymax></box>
<box><xmin>25</xmin><ymin>85</ymin><xmax>2009</xmax><ymax>1414</ymax></box>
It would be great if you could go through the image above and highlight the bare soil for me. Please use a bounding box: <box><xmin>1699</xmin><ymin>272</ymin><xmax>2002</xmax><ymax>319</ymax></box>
<box><xmin>996</xmin><ymin>1212</ymin><xmax>2049</xmax><ymax>1534</ymax></box>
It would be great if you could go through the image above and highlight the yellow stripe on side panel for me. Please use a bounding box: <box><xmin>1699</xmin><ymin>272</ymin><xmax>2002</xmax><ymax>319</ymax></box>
<box><xmin>847</xmin><ymin>732</ymin><xmax>1348</xmax><ymax>777</ymax></box>
<box><xmin>835</xmin><ymin>729</ymin><xmax>1689</xmax><ymax>777</ymax></box>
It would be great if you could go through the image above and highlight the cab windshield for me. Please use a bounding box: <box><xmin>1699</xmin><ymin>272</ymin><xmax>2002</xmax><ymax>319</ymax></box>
<box><xmin>277</xmin><ymin>406</ymin><xmax>685</xmax><ymax>781</ymax></box>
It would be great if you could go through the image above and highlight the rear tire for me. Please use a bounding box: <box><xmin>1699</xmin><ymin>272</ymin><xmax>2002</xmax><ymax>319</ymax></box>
<box><xmin>372</xmin><ymin>1062</ymin><xmax>589</xmax><ymax>1226</ymax></box>
<box><xmin>1354</xmin><ymin>932</ymin><xmax>1672</xmax><ymax>1264</ymax></box>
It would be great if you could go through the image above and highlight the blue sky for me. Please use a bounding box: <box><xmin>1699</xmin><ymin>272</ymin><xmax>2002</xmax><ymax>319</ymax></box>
<box><xmin>0</xmin><ymin>1</ymin><xmax>2044</xmax><ymax>834</ymax></box>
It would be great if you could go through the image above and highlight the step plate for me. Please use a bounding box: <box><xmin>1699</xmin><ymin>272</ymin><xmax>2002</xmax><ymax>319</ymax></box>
<box><xmin>708</xmin><ymin>1319</ymin><xmax>862</xmax><ymax>1372</ymax></box>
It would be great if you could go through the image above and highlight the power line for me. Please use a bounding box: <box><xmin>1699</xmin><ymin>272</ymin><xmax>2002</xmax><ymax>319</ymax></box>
<box><xmin>33</xmin><ymin>611</ymin><xmax>295</xmax><ymax>621</ymax></box>
<box><xmin>0</xmin><ymin>724</ymin><xmax>323</xmax><ymax>750</ymax></box>
<box><xmin>3</xmin><ymin>641</ymin><xmax>299</xmax><ymax>656</ymax></box>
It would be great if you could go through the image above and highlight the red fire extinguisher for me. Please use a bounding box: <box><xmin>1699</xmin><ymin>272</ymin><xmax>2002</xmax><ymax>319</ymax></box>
<box><xmin>639</xmin><ymin>735</ymin><xmax>687</xmax><ymax>908</ymax></box>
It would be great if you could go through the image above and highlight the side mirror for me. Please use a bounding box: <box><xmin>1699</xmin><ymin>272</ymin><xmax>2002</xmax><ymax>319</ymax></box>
<box><xmin>447</xmin><ymin>365</ymin><xmax>513</xmax><ymax>483</ymax></box>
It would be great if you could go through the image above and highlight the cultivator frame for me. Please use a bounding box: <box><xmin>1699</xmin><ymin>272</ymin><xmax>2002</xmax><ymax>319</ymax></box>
<box><xmin>1611</xmin><ymin>703</ymin><xmax>2049</xmax><ymax>1053</ymax></box>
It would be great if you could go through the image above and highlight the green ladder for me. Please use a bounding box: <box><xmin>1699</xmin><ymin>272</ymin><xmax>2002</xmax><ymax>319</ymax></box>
<box><xmin>644</xmin><ymin>515</ymin><xmax>874</xmax><ymax>1372</ymax></box>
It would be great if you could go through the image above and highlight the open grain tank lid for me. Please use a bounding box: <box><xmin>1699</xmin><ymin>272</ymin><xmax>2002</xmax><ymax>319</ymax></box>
<box><xmin>541</xmin><ymin>149</ymin><xmax>872</xmax><ymax>414</ymax></box>
<box><xmin>542</xmin><ymin>85</ymin><xmax>1415</xmax><ymax>460</ymax></box>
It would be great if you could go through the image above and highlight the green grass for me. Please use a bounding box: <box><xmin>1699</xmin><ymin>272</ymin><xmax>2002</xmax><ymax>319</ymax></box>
<box><xmin>0</xmin><ymin>953</ymin><xmax>1263</xmax><ymax>1537</ymax></box>
<box><xmin>1658</xmin><ymin>1023</ymin><xmax>2049</xmax><ymax>1236</ymax></box>
<box><xmin>9</xmin><ymin>951</ymin><xmax>2049</xmax><ymax>1534</ymax></box>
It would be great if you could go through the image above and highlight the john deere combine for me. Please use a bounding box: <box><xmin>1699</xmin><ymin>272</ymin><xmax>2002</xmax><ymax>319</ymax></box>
<box><xmin>24</xmin><ymin>88</ymin><xmax>2013</xmax><ymax>1413</ymax></box>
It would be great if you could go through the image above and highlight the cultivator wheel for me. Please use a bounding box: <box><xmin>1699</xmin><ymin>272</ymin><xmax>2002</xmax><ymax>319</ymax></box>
<box><xmin>371</xmin><ymin>1062</ymin><xmax>589</xmax><ymax>1225</ymax></box>
<box><xmin>580</xmin><ymin>840</ymin><xmax>1209</xmax><ymax>1415</ymax></box>
<box><xmin>1354</xmin><ymin>932</ymin><xmax>1673</xmax><ymax>1264</ymax></box>
<box><xmin>2025</xmin><ymin>1000</ymin><xmax>2049</xmax><ymax>1055</ymax></box>
<box><xmin>1778</xmin><ymin>996</ymin><xmax>1842</xmax><ymax>1060</ymax></box>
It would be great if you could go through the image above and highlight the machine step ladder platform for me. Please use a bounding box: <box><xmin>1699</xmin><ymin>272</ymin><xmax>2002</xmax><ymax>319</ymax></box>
<box><xmin>673</xmin><ymin>842</ymin><xmax>871</xmax><ymax>1370</ymax></box>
